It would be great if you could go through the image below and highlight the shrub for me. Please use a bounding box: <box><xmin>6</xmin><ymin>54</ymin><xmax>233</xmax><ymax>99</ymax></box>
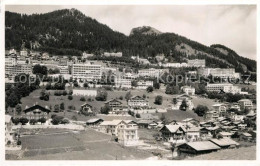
<box><xmin>80</xmin><ymin>97</ymin><xmax>86</xmax><ymax>101</ymax></box>
<box><xmin>136</xmin><ymin>113</ymin><xmax>141</xmax><ymax>118</ymax></box>
<box><xmin>17</xmin><ymin>140</ymin><xmax>21</xmax><ymax>145</ymax></box>
<box><xmin>61</xmin><ymin>119</ymin><xmax>70</xmax><ymax>124</ymax></box>
<box><xmin>154</xmin><ymin>95</ymin><xmax>163</xmax><ymax>105</ymax></box>
<box><xmin>68</xmin><ymin>95</ymin><xmax>73</xmax><ymax>100</ymax></box>
<box><xmin>11</xmin><ymin>118</ymin><xmax>20</xmax><ymax>125</ymax></box>
<box><xmin>19</xmin><ymin>117</ymin><xmax>29</xmax><ymax>125</ymax></box>
<box><xmin>38</xmin><ymin>117</ymin><xmax>46</xmax><ymax>124</ymax></box>
<box><xmin>62</xmin><ymin>90</ymin><xmax>67</xmax><ymax>96</ymax></box>
<box><xmin>29</xmin><ymin>119</ymin><xmax>37</xmax><ymax>125</ymax></box>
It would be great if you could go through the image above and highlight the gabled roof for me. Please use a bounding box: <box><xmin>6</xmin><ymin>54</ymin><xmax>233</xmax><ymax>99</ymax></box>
<box><xmin>81</xmin><ymin>103</ymin><xmax>93</xmax><ymax>108</ymax></box>
<box><xmin>210</xmin><ymin>138</ymin><xmax>239</xmax><ymax>147</ymax></box>
<box><xmin>179</xmin><ymin>141</ymin><xmax>221</xmax><ymax>151</ymax></box>
<box><xmin>219</xmin><ymin>132</ymin><xmax>233</xmax><ymax>136</ymax></box>
<box><xmin>104</xmin><ymin>99</ymin><xmax>122</xmax><ymax>105</ymax></box>
<box><xmin>130</xmin><ymin>95</ymin><xmax>146</xmax><ymax>101</ymax></box>
<box><xmin>160</xmin><ymin>125</ymin><xmax>186</xmax><ymax>133</ymax></box>
<box><xmin>23</xmin><ymin>104</ymin><xmax>51</xmax><ymax>113</ymax></box>
<box><xmin>86</xmin><ymin>118</ymin><xmax>103</xmax><ymax>124</ymax></box>
<box><xmin>242</xmin><ymin>133</ymin><xmax>252</xmax><ymax>137</ymax></box>
<box><xmin>100</xmin><ymin>120</ymin><xmax>122</xmax><ymax>126</ymax></box>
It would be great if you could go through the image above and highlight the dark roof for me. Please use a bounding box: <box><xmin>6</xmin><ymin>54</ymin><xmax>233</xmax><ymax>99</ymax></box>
<box><xmin>23</xmin><ymin>105</ymin><xmax>51</xmax><ymax>113</ymax></box>
<box><xmin>81</xmin><ymin>103</ymin><xmax>93</xmax><ymax>108</ymax></box>
<box><xmin>104</xmin><ymin>99</ymin><xmax>122</xmax><ymax>104</ymax></box>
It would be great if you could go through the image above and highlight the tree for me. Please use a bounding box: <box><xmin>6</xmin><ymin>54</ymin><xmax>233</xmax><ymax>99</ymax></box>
<box><xmin>125</xmin><ymin>91</ymin><xmax>132</xmax><ymax>101</ymax></box>
<box><xmin>12</xmin><ymin>118</ymin><xmax>20</xmax><ymax>125</ymax></box>
<box><xmin>95</xmin><ymin>88</ymin><xmax>108</xmax><ymax>101</ymax></box>
<box><xmin>194</xmin><ymin>105</ymin><xmax>209</xmax><ymax>116</ymax></box>
<box><xmin>38</xmin><ymin>117</ymin><xmax>46</xmax><ymax>124</ymax></box>
<box><xmin>146</xmin><ymin>86</ymin><xmax>154</xmax><ymax>93</ymax></box>
<box><xmin>61</xmin><ymin>119</ymin><xmax>70</xmax><ymax>124</ymax></box>
<box><xmin>51</xmin><ymin>116</ymin><xmax>64</xmax><ymax>125</ymax></box>
<box><xmin>160</xmin><ymin>114</ymin><xmax>166</xmax><ymax>122</ymax></box>
<box><xmin>15</xmin><ymin>104</ymin><xmax>22</xmax><ymax>115</ymax></box>
<box><xmin>153</xmin><ymin>79</ymin><xmax>160</xmax><ymax>89</ymax></box>
<box><xmin>154</xmin><ymin>95</ymin><xmax>163</xmax><ymax>105</ymax></box>
<box><xmin>80</xmin><ymin>97</ymin><xmax>86</xmax><ymax>101</ymax></box>
<box><xmin>100</xmin><ymin>104</ymin><xmax>111</xmax><ymax>114</ymax></box>
<box><xmin>179</xmin><ymin>99</ymin><xmax>188</xmax><ymax>111</ymax></box>
<box><xmin>6</xmin><ymin>93</ymin><xmax>19</xmax><ymax>108</ymax></box>
<box><xmin>68</xmin><ymin>95</ymin><xmax>73</xmax><ymax>100</ymax></box>
<box><xmin>136</xmin><ymin>113</ymin><xmax>141</xmax><ymax>118</ymax></box>
<box><xmin>30</xmin><ymin>119</ymin><xmax>37</xmax><ymax>125</ymax></box>
<box><xmin>60</xmin><ymin>102</ymin><xmax>65</xmax><ymax>111</ymax></box>
<box><xmin>119</xmin><ymin>96</ymin><xmax>123</xmax><ymax>100</ymax></box>
<box><xmin>20</xmin><ymin>117</ymin><xmax>29</xmax><ymax>125</ymax></box>
<box><xmin>33</xmin><ymin>64</ymin><xmax>47</xmax><ymax>75</ymax></box>
<box><xmin>54</xmin><ymin>104</ymin><xmax>60</xmax><ymax>112</ymax></box>
<box><xmin>172</xmin><ymin>98</ymin><xmax>178</xmax><ymax>105</ymax></box>
<box><xmin>131</xmin><ymin>80</ymin><xmax>138</xmax><ymax>87</ymax></box>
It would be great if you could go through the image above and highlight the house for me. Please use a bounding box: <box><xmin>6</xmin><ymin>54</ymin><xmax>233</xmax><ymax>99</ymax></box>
<box><xmin>159</xmin><ymin>125</ymin><xmax>186</xmax><ymax>143</ymax></box>
<box><xmin>204</xmin><ymin>111</ymin><xmax>219</xmax><ymax>121</ymax></box>
<box><xmin>136</xmin><ymin>80</ymin><xmax>153</xmax><ymax>89</ymax></box>
<box><xmin>186</xmin><ymin>126</ymin><xmax>200</xmax><ymax>142</ymax></box>
<box><xmin>177</xmin><ymin>141</ymin><xmax>221</xmax><ymax>154</ymax></box>
<box><xmin>137</xmin><ymin>120</ymin><xmax>158</xmax><ymax>129</ymax></box>
<box><xmin>210</xmin><ymin>138</ymin><xmax>239</xmax><ymax>149</ymax></box>
<box><xmin>80</xmin><ymin>103</ymin><xmax>93</xmax><ymax>115</ymax></box>
<box><xmin>117</xmin><ymin>121</ymin><xmax>139</xmax><ymax>146</ymax></box>
<box><xmin>212</xmin><ymin>103</ymin><xmax>227</xmax><ymax>117</ymax></box>
<box><xmin>218</xmin><ymin>132</ymin><xmax>233</xmax><ymax>138</ymax></box>
<box><xmin>172</xmin><ymin>94</ymin><xmax>194</xmax><ymax>110</ymax></box>
<box><xmin>240</xmin><ymin>133</ymin><xmax>252</xmax><ymax>141</ymax></box>
<box><xmin>128</xmin><ymin>96</ymin><xmax>149</xmax><ymax>108</ymax></box>
<box><xmin>99</xmin><ymin>120</ymin><xmax>136</xmax><ymax>136</ymax></box>
<box><xmin>104</xmin><ymin>99</ymin><xmax>123</xmax><ymax>108</ymax></box>
<box><xmin>22</xmin><ymin>104</ymin><xmax>51</xmax><ymax>120</ymax></box>
<box><xmin>86</xmin><ymin>118</ymin><xmax>104</xmax><ymax>127</ymax></box>
<box><xmin>237</xmin><ymin>99</ymin><xmax>253</xmax><ymax>111</ymax></box>
<box><xmin>181</xmin><ymin>86</ymin><xmax>195</xmax><ymax>95</ymax></box>
<box><xmin>182</xmin><ymin>118</ymin><xmax>200</xmax><ymax>127</ymax></box>
<box><xmin>110</xmin><ymin>106</ymin><xmax>129</xmax><ymax>115</ymax></box>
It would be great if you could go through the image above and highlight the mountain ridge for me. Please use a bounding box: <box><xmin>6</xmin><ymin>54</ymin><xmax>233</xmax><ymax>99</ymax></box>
<box><xmin>5</xmin><ymin>8</ymin><xmax>256</xmax><ymax>72</ymax></box>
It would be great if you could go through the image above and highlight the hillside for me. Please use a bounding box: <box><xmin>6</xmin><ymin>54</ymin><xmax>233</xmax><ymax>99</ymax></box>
<box><xmin>5</xmin><ymin>8</ymin><xmax>256</xmax><ymax>72</ymax></box>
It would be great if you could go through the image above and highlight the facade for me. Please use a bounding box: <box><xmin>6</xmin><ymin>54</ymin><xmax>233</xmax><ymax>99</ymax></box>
<box><xmin>103</xmin><ymin>52</ymin><xmax>122</xmax><ymax>57</ymax></box>
<box><xmin>212</xmin><ymin>104</ymin><xmax>227</xmax><ymax>117</ymax></box>
<box><xmin>197</xmin><ymin>68</ymin><xmax>240</xmax><ymax>79</ymax></box>
<box><xmin>181</xmin><ymin>86</ymin><xmax>195</xmax><ymax>95</ymax></box>
<box><xmin>206</xmin><ymin>83</ymin><xmax>242</xmax><ymax>94</ymax></box>
<box><xmin>160</xmin><ymin>125</ymin><xmax>186</xmax><ymax>143</ymax></box>
<box><xmin>172</xmin><ymin>94</ymin><xmax>194</xmax><ymax>110</ymax></box>
<box><xmin>136</xmin><ymin>80</ymin><xmax>153</xmax><ymax>89</ymax></box>
<box><xmin>161</xmin><ymin>62</ymin><xmax>188</xmax><ymax>68</ymax></box>
<box><xmin>72</xmin><ymin>63</ymin><xmax>102</xmax><ymax>80</ymax></box>
<box><xmin>117</xmin><ymin>121</ymin><xmax>139</xmax><ymax>146</ymax></box>
<box><xmin>105</xmin><ymin>99</ymin><xmax>123</xmax><ymax>108</ymax></box>
<box><xmin>22</xmin><ymin>104</ymin><xmax>51</xmax><ymax>120</ymax></box>
<box><xmin>128</xmin><ymin>96</ymin><xmax>149</xmax><ymax>108</ymax></box>
<box><xmin>73</xmin><ymin>89</ymin><xmax>97</xmax><ymax>96</ymax></box>
<box><xmin>138</xmin><ymin>68</ymin><xmax>160</xmax><ymax>78</ymax></box>
<box><xmin>20</xmin><ymin>50</ymin><xmax>28</xmax><ymax>57</ymax></box>
<box><xmin>187</xmin><ymin>59</ymin><xmax>205</xmax><ymax>67</ymax></box>
<box><xmin>238</xmin><ymin>99</ymin><xmax>253</xmax><ymax>111</ymax></box>
<box><xmin>58</xmin><ymin>65</ymin><xmax>69</xmax><ymax>74</ymax></box>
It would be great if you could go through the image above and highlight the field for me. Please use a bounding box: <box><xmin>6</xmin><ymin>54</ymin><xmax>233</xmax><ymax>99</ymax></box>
<box><xmin>8</xmin><ymin>85</ymin><xmax>220</xmax><ymax>122</ymax></box>
<box><xmin>6</xmin><ymin>128</ymin><xmax>153</xmax><ymax>160</ymax></box>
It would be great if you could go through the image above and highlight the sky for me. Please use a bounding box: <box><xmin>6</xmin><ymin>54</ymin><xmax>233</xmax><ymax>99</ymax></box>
<box><xmin>5</xmin><ymin>5</ymin><xmax>257</xmax><ymax>60</ymax></box>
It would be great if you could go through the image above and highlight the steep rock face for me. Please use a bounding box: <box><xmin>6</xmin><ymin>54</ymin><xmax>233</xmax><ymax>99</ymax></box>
<box><xmin>130</xmin><ymin>26</ymin><xmax>162</xmax><ymax>35</ymax></box>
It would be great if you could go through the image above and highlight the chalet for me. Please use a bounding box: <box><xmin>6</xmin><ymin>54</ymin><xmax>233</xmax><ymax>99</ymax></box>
<box><xmin>210</xmin><ymin>138</ymin><xmax>239</xmax><ymax>149</ymax></box>
<box><xmin>204</xmin><ymin>111</ymin><xmax>219</xmax><ymax>121</ymax></box>
<box><xmin>212</xmin><ymin>103</ymin><xmax>227</xmax><ymax>117</ymax></box>
<box><xmin>181</xmin><ymin>86</ymin><xmax>195</xmax><ymax>95</ymax></box>
<box><xmin>22</xmin><ymin>104</ymin><xmax>51</xmax><ymax>120</ymax></box>
<box><xmin>240</xmin><ymin>132</ymin><xmax>252</xmax><ymax>141</ymax></box>
<box><xmin>128</xmin><ymin>96</ymin><xmax>149</xmax><ymax>108</ymax></box>
<box><xmin>177</xmin><ymin>141</ymin><xmax>221</xmax><ymax>154</ymax></box>
<box><xmin>238</xmin><ymin>99</ymin><xmax>253</xmax><ymax>111</ymax></box>
<box><xmin>86</xmin><ymin>118</ymin><xmax>104</xmax><ymax>127</ymax></box>
<box><xmin>186</xmin><ymin>126</ymin><xmax>200</xmax><ymax>142</ymax></box>
<box><xmin>218</xmin><ymin>132</ymin><xmax>233</xmax><ymax>138</ymax></box>
<box><xmin>137</xmin><ymin>120</ymin><xmax>158</xmax><ymax>129</ymax></box>
<box><xmin>104</xmin><ymin>99</ymin><xmax>123</xmax><ymax>108</ymax></box>
<box><xmin>160</xmin><ymin>125</ymin><xmax>186</xmax><ymax>143</ymax></box>
<box><xmin>100</xmin><ymin>120</ymin><xmax>137</xmax><ymax>136</ymax></box>
<box><xmin>200</xmin><ymin>126</ymin><xmax>219</xmax><ymax>140</ymax></box>
<box><xmin>80</xmin><ymin>103</ymin><xmax>93</xmax><ymax>115</ymax></box>
<box><xmin>172</xmin><ymin>94</ymin><xmax>194</xmax><ymax>110</ymax></box>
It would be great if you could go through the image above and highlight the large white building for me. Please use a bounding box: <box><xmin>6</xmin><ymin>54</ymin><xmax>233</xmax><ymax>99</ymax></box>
<box><xmin>128</xmin><ymin>96</ymin><xmax>149</xmax><ymax>108</ymax></box>
<box><xmin>198</xmin><ymin>68</ymin><xmax>240</xmax><ymax>79</ymax></box>
<box><xmin>117</xmin><ymin>121</ymin><xmax>139</xmax><ymax>146</ymax></box>
<box><xmin>187</xmin><ymin>59</ymin><xmax>205</xmax><ymax>67</ymax></box>
<box><xmin>206</xmin><ymin>83</ymin><xmax>242</xmax><ymax>94</ymax></box>
<box><xmin>72</xmin><ymin>63</ymin><xmax>102</xmax><ymax>80</ymax></box>
<box><xmin>138</xmin><ymin>68</ymin><xmax>167</xmax><ymax>78</ymax></box>
<box><xmin>161</xmin><ymin>63</ymin><xmax>188</xmax><ymax>68</ymax></box>
<box><xmin>136</xmin><ymin>80</ymin><xmax>153</xmax><ymax>89</ymax></box>
<box><xmin>104</xmin><ymin>52</ymin><xmax>122</xmax><ymax>57</ymax></box>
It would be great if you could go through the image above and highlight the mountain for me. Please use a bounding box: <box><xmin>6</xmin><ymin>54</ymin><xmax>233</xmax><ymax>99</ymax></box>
<box><xmin>130</xmin><ymin>26</ymin><xmax>162</xmax><ymax>35</ymax></box>
<box><xmin>5</xmin><ymin>8</ymin><xmax>256</xmax><ymax>72</ymax></box>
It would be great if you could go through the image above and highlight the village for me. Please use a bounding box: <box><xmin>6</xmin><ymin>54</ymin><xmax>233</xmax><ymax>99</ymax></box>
<box><xmin>5</xmin><ymin>48</ymin><xmax>257</xmax><ymax>160</ymax></box>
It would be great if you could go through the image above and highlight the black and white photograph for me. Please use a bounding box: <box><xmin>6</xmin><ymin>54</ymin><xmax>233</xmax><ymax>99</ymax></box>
<box><xmin>1</xmin><ymin>0</ymin><xmax>259</xmax><ymax>164</ymax></box>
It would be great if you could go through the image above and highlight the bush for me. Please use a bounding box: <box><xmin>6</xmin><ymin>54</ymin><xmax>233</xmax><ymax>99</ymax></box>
<box><xmin>38</xmin><ymin>117</ymin><xmax>46</xmax><ymax>124</ymax></box>
<box><xmin>154</xmin><ymin>95</ymin><xmax>163</xmax><ymax>105</ymax></box>
<box><xmin>194</xmin><ymin>105</ymin><xmax>209</xmax><ymax>116</ymax></box>
<box><xmin>87</xmin><ymin>98</ymin><xmax>92</xmax><ymax>102</ymax></box>
<box><xmin>29</xmin><ymin>119</ymin><xmax>37</xmax><ymax>125</ymax></box>
<box><xmin>61</xmin><ymin>119</ymin><xmax>70</xmax><ymax>124</ymax></box>
<box><xmin>146</xmin><ymin>86</ymin><xmax>154</xmax><ymax>93</ymax></box>
<box><xmin>95</xmin><ymin>88</ymin><xmax>107</xmax><ymax>101</ymax></box>
<box><xmin>20</xmin><ymin>117</ymin><xmax>29</xmax><ymax>125</ymax></box>
<box><xmin>52</xmin><ymin>116</ymin><xmax>64</xmax><ymax>125</ymax></box>
<box><xmin>119</xmin><ymin>96</ymin><xmax>123</xmax><ymax>100</ymax></box>
<box><xmin>68</xmin><ymin>95</ymin><xmax>73</xmax><ymax>100</ymax></box>
<box><xmin>62</xmin><ymin>90</ymin><xmax>67</xmax><ymax>96</ymax></box>
<box><xmin>80</xmin><ymin>97</ymin><xmax>86</xmax><ymax>101</ymax></box>
<box><xmin>11</xmin><ymin>118</ymin><xmax>20</xmax><ymax>125</ymax></box>
<box><xmin>136</xmin><ymin>113</ymin><xmax>141</xmax><ymax>118</ymax></box>
<box><xmin>17</xmin><ymin>140</ymin><xmax>21</xmax><ymax>145</ymax></box>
